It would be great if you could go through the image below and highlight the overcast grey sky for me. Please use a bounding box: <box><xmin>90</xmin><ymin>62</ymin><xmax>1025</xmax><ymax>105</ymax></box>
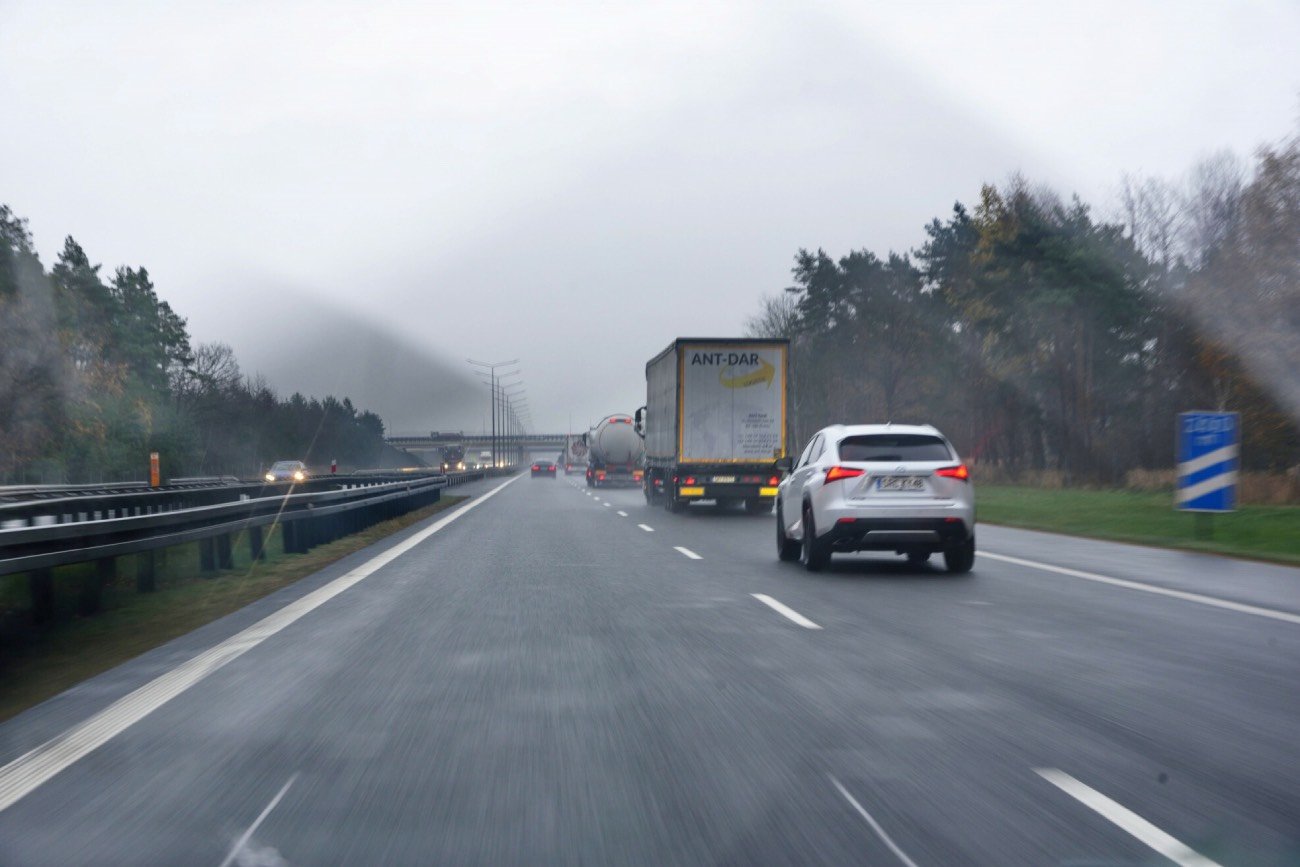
<box><xmin>3</xmin><ymin>0</ymin><xmax>1297</xmax><ymax>435</ymax></box>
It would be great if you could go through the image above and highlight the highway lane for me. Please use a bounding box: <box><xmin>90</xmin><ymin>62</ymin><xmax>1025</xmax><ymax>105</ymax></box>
<box><xmin>0</xmin><ymin>472</ymin><xmax>1297</xmax><ymax>864</ymax></box>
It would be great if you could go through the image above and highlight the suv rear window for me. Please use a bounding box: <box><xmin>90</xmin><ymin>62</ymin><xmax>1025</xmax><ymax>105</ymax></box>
<box><xmin>837</xmin><ymin>434</ymin><xmax>952</xmax><ymax>462</ymax></box>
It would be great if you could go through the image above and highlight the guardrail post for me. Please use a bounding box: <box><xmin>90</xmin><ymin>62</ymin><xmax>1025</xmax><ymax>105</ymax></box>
<box><xmin>248</xmin><ymin>525</ymin><xmax>266</xmax><ymax>561</ymax></box>
<box><xmin>216</xmin><ymin>534</ymin><xmax>233</xmax><ymax>569</ymax></box>
<box><xmin>283</xmin><ymin>520</ymin><xmax>302</xmax><ymax>554</ymax></box>
<box><xmin>80</xmin><ymin>558</ymin><xmax>113</xmax><ymax>614</ymax></box>
<box><xmin>30</xmin><ymin>569</ymin><xmax>55</xmax><ymax>624</ymax></box>
<box><xmin>200</xmin><ymin>538</ymin><xmax>216</xmax><ymax>572</ymax></box>
<box><xmin>137</xmin><ymin>551</ymin><xmax>156</xmax><ymax>593</ymax></box>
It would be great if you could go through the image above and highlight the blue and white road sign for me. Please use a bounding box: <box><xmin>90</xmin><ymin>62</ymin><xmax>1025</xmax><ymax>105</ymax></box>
<box><xmin>1176</xmin><ymin>412</ymin><xmax>1240</xmax><ymax>512</ymax></box>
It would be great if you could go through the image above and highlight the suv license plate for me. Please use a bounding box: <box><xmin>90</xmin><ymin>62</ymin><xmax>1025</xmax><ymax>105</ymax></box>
<box><xmin>877</xmin><ymin>476</ymin><xmax>924</xmax><ymax>491</ymax></box>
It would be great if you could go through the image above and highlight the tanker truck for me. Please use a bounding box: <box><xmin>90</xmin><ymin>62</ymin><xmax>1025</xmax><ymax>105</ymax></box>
<box><xmin>584</xmin><ymin>414</ymin><xmax>645</xmax><ymax>488</ymax></box>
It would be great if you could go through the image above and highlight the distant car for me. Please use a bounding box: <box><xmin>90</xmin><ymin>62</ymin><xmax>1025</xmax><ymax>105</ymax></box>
<box><xmin>531</xmin><ymin>460</ymin><xmax>557</xmax><ymax>478</ymax></box>
<box><xmin>776</xmin><ymin>424</ymin><xmax>975</xmax><ymax>573</ymax></box>
<box><xmin>264</xmin><ymin>460</ymin><xmax>309</xmax><ymax>483</ymax></box>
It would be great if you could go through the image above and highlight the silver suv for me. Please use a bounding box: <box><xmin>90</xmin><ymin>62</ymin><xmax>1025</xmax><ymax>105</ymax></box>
<box><xmin>776</xmin><ymin>424</ymin><xmax>975</xmax><ymax>573</ymax></box>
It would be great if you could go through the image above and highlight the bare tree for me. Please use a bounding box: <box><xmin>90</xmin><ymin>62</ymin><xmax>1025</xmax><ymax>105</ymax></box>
<box><xmin>744</xmin><ymin>291</ymin><xmax>800</xmax><ymax>338</ymax></box>
<box><xmin>1181</xmin><ymin>150</ymin><xmax>1246</xmax><ymax>267</ymax></box>
<box><xmin>1120</xmin><ymin>173</ymin><xmax>1181</xmax><ymax>269</ymax></box>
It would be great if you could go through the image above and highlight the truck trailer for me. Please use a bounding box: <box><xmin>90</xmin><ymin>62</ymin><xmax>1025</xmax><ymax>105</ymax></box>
<box><xmin>560</xmin><ymin>433</ymin><xmax>589</xmax><ymax>476</ymax></box>
<box><xmin>637</xmin><ymin>338</ymin><xmax>790</xmax><ymax>513</ymax></box>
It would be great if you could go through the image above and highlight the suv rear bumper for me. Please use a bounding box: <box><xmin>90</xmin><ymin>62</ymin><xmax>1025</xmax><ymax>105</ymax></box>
<box><xmin>819</xmin><ymin>516</ymin><xmax>972</xmax><ymax>552</ymax></box>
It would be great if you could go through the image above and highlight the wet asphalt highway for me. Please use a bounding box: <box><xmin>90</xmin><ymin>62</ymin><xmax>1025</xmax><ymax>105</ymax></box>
<box><xmin>1</xmin><ymin>472</ymin><xmax>1298</xmax><ymax>865</ymax></box>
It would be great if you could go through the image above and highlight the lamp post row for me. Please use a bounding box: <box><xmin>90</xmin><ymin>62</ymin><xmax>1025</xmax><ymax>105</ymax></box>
<box><xmin>467</xmin><ymin>358</ymin><xmax>531</xmax><ymax>469</ymax></box>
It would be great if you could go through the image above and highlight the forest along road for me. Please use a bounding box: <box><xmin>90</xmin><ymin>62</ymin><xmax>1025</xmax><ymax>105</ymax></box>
<box><xmin>1</xmin><ymin>473</ymin><xmax>1297</xmax><ymax>865</ymax></box>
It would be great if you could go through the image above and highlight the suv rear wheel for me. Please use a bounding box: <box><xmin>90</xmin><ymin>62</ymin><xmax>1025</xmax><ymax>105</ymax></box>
<box><xmin>944</xmin><ymin>535</ymin><xmax>975</xmax><ymax>574</ymax></box>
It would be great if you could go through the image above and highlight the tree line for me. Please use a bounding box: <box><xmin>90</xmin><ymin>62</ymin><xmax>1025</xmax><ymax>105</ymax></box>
<box><xmin>749</xmin><ymin>130</ymin><xmax>1300</xmax><ymax>483</ymax></box>
<box><xmin>0</xmin><ymin>212</ymin><xmax>408</xmax><ymax>483</ymax></box>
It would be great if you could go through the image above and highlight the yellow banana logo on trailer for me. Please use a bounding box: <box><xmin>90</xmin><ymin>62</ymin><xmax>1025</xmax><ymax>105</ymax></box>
<box><xmin>719</xmin><ymin>357</ymin><xmax>775</xmax><ymax>389</ymax></box>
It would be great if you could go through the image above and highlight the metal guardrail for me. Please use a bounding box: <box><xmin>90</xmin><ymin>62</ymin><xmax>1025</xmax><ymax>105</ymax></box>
<box><xmin>0</xmin><ymin>470</ymin><xmax>488</xmax><ymax>580</ymax></box>
<box><xmin>0</xmin><ymin>479</ymin><xmax>240</xmax><ymax>503</ymax></box>
<box><xmin>0</xmin><ymin>468</ymin><xmax>504</xmax><ymax>625</ymax></box>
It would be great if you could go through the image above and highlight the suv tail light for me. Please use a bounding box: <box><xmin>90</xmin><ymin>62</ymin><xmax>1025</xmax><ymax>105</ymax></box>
<box><xmin>935</xmin><ymin>464</ymin><xmax>969</xmax><ymax>481</ymax></box>
<box><xmin>825</xmin><ymin>466</ymin><xmax>865</xmax><ymax>483</ymax></box>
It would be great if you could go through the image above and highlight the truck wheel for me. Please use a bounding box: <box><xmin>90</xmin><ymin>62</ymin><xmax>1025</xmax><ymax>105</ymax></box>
<box><xmin>745</xmin><ymin>498</ymin><xmax>772</xmax><ymax>515</ymax></box>
<box><xmin>802</xmin><ymin>504</ymin><xmax>830</xmax><ymax>572</ymax></box>
<box><xmin>776</xmin><ymin>502</ymin><xmax>801</xmax><ymax>561</ymax></box>
<box><xmin>666</xmin><ymin>493</ymin><xmax>685</xmax><ymax>514</ymax></box>
<box><xmin>944</xmin><ymin>535</ymin><xmax>975</xmax><ymax>574</ymax></box>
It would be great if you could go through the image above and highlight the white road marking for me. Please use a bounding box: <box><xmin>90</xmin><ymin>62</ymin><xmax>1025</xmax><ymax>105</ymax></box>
<box><xmin>217</xmin><ymin>773</ymin><xmax>299</xmax><ymax>867</ymax></box>
<box><xmin>674</xmin><ymin>546</ymin><xmax>703</xmax><ymax>560</ymax></box>
<box><xmin>0</xmin><ymin>475</ymin><xmax>523</xmax><ymax>814</ymax></box>
<box><xmin>617</xmin><ymin>511</ymin><xmax>628</xmax><ymax>517</ymax></box>
<box><xmin>603</xmin><ymin>502</ymin><xmax>612</xmax><ymax>508</ymax></box>
<box><xmin>752</xmin><ymin>594</ymin><xmax>822</xmax><ymax>629</ymax></box>
<box><xmin>829</xmin><ymin>775</ymin><xmax>921</xmax><ymax>867</ymax></box>
<box><xmin>638</xmin><ymin>524</ymin><xmax>655</xmax><ymax>532</ymax></box>
<box><xmin>1035</xmin><ymin>769</ymin><xmax>1223</xmax><ymax>867</ymax></box>
<box><xmin>980</xmin><ymin>551</ymin><xmax>1300</xmax><ymax>626</ymax></box>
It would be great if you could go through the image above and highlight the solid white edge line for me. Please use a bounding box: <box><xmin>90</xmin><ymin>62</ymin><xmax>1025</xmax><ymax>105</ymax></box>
<box><xmin>673</xmin><ymin>546</ymin><xmax>703</xmax><ymax>560</ymax></box>
<box><xmin>0</xmin><ymin>475</ymin><xmax>523</xmax><ymax>814</ymax></box>
<box><xmin>1034</xmin><ymin>769</ymin><xmax>1222</xmax><ymax>867</ymax></box>
<box><xmin>752</xmin><ymin>593</ymin><xmax>822</xmax><ymax>629</ymax></box>
<box><xmin>980</xmin><ymin>551</ymin><xmax>1300</xmax><ymax>626</ymax></box>
<box><xmin>217</xmin><ymin>772</ymin><xmax>299</xmax><ymax>867</ymax></box>
<box><xmin>828</xmin><ymin>775</ymin><xmax>921</xmax><ymax>867</ymax></box>
<box><xmin>638</xmin><ymin>524</ymin><xmax>654</xmax><ymax>532</ymax></box>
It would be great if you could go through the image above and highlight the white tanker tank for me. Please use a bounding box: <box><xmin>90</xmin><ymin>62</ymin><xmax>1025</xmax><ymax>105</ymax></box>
<box><xmin>584</xmin><ymin>414</ymin><xmax>645</xmax><ymax>488</ymax></box>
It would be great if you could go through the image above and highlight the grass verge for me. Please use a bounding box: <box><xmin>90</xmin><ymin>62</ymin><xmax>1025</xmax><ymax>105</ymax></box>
<box><xmin>978</xmin><ymin>485</ymin><xmax>1300</xmax><ymax>565</ymax></box>
<box><xmin>0</xmin><ymin>494</ymin><xmax>467</xmax><ymax>723</ymax></box>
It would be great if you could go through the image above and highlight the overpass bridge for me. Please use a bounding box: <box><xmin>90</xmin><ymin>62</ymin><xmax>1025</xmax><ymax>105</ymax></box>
<box><xmin>388</xmin><ymin>432</ymin><xmax>570</xmax><ymax>453</ymax></box>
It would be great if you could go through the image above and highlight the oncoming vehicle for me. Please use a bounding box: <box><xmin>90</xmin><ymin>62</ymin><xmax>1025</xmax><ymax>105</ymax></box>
<box><xmin>531</xmin><ymin>460</ymin><xmax>557</xmax><ymax>478</ymax></box>
<box><xmin>776</xmin><ymin>424</ymin><xmax>975</xmax><ymax>573</ymax></box>
<box><xmin>264</xmin><ymin>460</ymin><xmax>308</xmax><ymax>483</ymax></box>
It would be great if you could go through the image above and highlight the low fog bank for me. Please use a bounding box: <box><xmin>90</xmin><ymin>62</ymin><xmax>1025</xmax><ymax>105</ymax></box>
<box><xmin>209</xmin><ymin>284</ymin><xmax>486</xmax><ymax>436</ymax></box>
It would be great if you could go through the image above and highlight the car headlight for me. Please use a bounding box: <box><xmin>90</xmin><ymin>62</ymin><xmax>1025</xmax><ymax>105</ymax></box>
<box><xmin>265</xmin><ymin>473</ymin><xmax>275</xmax><ymax>482</ymax></box>
<box><xmin>293</xmin><ymin>471</ymin><xmax>305</xmax><ymax>481</ymax></box>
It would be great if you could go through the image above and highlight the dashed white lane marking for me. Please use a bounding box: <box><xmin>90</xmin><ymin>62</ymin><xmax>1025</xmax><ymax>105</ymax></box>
<box><xmin>617</xmin><ymin>511</ymin><xmax>628</xmax><ymax>517</ymax></box>
<box><xmin>638</xmin><ymin>524</ymin><xmax>655</xmax><ymax>532</ymax></box>
<box><xmin>980</xmin><ymin>551</ymin><xmax>1300</xmax><ymax>626</ymax></box>
<box><xmin>0</xmin><ymin>475</ymin><xmax>523</xmax><ymax>814</ymax></box>
<box><xmin>217</xmin><ymin>773</ymin><xmax>299</xmax><ymax>867</ymax></box>
<box><xmin>1034</xmin><ymin>769</ymin><xmax>1223</xmax><ymax>867</ymax></box>
<box><xmin>603</xmin><ymin>502</ymin><xmax>612</xmax><ymax>508</ymax></box>
<box><xmin>751</xmin><ymin>594</ymin><xmax>822</xmax><ymax>629</ymax></box>
<box><xmin>673</xmin><ymin>546</ymin><xmax>703</xmax><ymax>560</ymax></box>
<box><xmin>829</xmin><ymin>776</ymin><xmax>921</xmax><ymax>867</ymax></box>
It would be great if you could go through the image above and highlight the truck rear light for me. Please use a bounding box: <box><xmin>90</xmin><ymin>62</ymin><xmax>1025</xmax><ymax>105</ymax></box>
<box><xmin>767</xmin><ymin>476</ymin><xmax>780</xmax><ymax>486</ymax></box>
<box><xmin>684</xmin><ymin>476</ymin><xmax>696</xmax><ymax>485</ymax></box>
<box><xmin>935</xmin><ymin>464</ymin><xmax>969</xmax><ymax>481</ymax></box>
<box><xmin>597</xmin><ymin>471</ymin><xmax>606</xmax><ymax>479</ymax></box>
<box><xmin>825</xmin><ymin>466</ymin><xmax>865</xmax><ymax>483</ymax></box>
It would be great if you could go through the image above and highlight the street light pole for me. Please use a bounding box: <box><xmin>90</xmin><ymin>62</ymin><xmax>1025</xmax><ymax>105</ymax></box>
<box><xmin>467</xmin><ymin>358</ymin><xmax>518</xmax><ymax>470</ymax></box>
